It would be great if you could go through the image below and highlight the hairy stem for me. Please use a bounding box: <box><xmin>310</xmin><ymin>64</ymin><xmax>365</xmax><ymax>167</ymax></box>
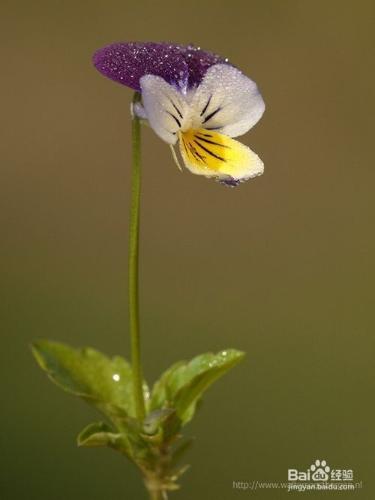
<box><xmin>145</xmin><ymin>478</ymin><xmax>168</xmax><ymax>500</ymax></box>
<box><xmin>149</xmin><ymin>490</ymin><xmax>166</xmax><ymax>500</ymax></box>
<box><xmin>129</xmin><ymin>92</ymin><xmax>146</xmax><ymax>421</ymax></box>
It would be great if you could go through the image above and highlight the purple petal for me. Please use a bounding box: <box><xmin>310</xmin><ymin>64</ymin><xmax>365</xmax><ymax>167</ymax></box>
<box><xmin>180</xmin><ymin>44</ymin><xmax>228</xmax><ymax>88</ymax></box>
<box><xmin>219</xmin><ymin>178</ymin><xmax>242</xmax><ymax>187</ymax></box>
<box><xmin>93</xmin><ymin>42</ymin><xmax>227</xmax><ymax>92</ymax></box>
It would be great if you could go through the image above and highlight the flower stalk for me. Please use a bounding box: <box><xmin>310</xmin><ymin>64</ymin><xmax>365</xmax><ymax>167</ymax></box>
<box><xmin>129</xmin><ymin>92</ymin><xmax>146</xmax><ymax>421</ymax></box>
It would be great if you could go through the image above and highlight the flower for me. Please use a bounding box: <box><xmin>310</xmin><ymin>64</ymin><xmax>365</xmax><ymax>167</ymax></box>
<box><xmin>93</xmin><ymin>42</ymin><xmax>265</xmax><ymax>186</ymax></box>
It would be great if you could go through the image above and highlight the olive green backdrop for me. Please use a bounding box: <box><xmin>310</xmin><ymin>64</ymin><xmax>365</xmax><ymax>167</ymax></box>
<box><xmin>1</xmin><ymin>1</ymin><xmax>374</xmax><ymax>499</ymax></box>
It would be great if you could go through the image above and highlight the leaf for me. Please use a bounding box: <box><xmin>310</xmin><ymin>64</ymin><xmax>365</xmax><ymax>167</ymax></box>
<box><xmin>31</xmin><ymin>339</ymin><xmax>148</xmax><ymax>421</ymax></box>
<box><xmin>151</xmin><ymin>349</ymin><xmax>245</xmax><ymax>425</ymax></box>
<box><xmin>78</xmin><ymin>421</ymin><xmax>115</xmax><ymax>446</ymax></box>
<box><xmin>150</xmin><ymin>361</ymin><xmax>184</xmax><ymax>411</ymax></box>
<box><xmin>77</xmin><ymin>421</ymin><xmax>133</xmax><ymax>457</ymax></box>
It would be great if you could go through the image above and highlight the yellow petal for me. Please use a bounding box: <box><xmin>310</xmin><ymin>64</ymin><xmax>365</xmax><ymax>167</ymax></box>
<box><xmin>178</xmin><ymin>128</ymin><xmax>264</xmax><ymax>181</ymax></box>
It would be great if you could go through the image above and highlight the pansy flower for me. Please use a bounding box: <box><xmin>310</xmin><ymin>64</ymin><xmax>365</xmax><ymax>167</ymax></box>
<box><xmin>93</xmin><ymin>42</ymin><xmax>265</xmax><ymax>186</ymax></box>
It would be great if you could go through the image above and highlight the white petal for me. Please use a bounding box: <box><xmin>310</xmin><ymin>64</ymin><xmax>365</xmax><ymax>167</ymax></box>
<box><xmin>140</xmin><ymin>75</ymin><xmax>188</xmax><ymax>145</ymax></box>
<box><xmin>190</xmin><ymin>64</ymin><xmax>265</xmax><ymax>138</ymax></box>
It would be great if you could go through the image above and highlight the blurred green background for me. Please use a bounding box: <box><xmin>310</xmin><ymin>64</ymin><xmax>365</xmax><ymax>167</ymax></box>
<box><xmin>1</xmin><ymin>0</ymin><xmax>374</xmax><ymax>498</ymax></box>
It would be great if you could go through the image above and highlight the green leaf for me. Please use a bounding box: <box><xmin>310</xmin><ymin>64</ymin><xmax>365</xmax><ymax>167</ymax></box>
<box><xmin>150</xmin><ymin>361</ymin><xmax>184</xmax><ymax>411</ymax></box>
<box><xmin>78</xmin><ymin>421</ymin><xmax>115</xmax><ymax>447</ymax></box>
<box><xmin>151</xmin><ymin>349</ymin><xmax>245</xmax><ymax>425</ymax></box>
<box><xmin>77</xmin><ymin>421</ymin><xmax>133</xmax><ymax>457</ymax></box>
<box><xmin>31</xmin><ymin>339</ymin><xmax>148</xmax><ymax>421</ymax></box>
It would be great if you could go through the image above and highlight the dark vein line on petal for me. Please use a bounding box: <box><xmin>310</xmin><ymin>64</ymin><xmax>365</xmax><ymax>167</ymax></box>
<box><xmin>188</xmin><ymin>142</ymin><xmax>206</xmax><ymax>163</ymax></box>
<box><xmin>195</xmin><ymin>135</ymin><xmax>230</xmax><ymax>148</ymax></box>
<box><xmin>200</xmin><ymin>95</ymin><xmax>212</xmax><ymax>116</ymax></box>
<box><xmin>202</xmin><ymin>106</ymin><xmax>221</xmax><ymax>124</ymax></box>
<box><xmin>169</xmin><ymin>99</ymin><xmax>183</xmax><ymax>119</ymax></box>
<box><xmin>182</xmin><ymin>138</ymin><xmax>191</xmax><ymax>159</ymax></box>
<box><xmin>166</xmin><ymin>111</ymin><xmax>181</xmax><ymax>128</ymax></box>
<box><xmin>194</xmin><ymin>139</ymin><xmax>226</xmax><ymax>162</ymax></box>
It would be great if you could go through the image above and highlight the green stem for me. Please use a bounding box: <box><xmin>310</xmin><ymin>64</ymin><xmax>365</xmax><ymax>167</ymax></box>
<box><xmin>129</xmin><ymin>92</ymin><xmax>145</xmax><ymax>421</ymax></box>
